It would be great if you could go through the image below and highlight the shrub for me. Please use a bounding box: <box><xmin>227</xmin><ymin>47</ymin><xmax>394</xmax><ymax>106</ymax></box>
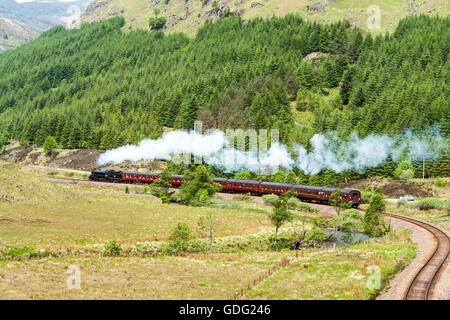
<box><xmin>164</xmin><ymin>223</ymin><xmax>203</xmax><ymax>254</ymax></box>
<box><xmin>149</xmin><ymin>17</ymin><xmax>166</xmax><ymax>30</ymax></box>
<box><xmin>327</xmin><ymin>209</ymin><xmax>364</xmax><ymax>233</ymax></box>
<box><xmin>262</xmin><ymin>194</ymin><xmax>279</xmax><ymax>205</ymax></box>
<box><xmin>175</xmin><ymin>165</ymin><xmax>220</xmax><ymax>206</ymax></box>
<box><xmin>330</xmin><ymin>188</ymin><xmax>352</xmax><ymax>215</ymax></box>
<box><xmin>103</xmin><ymin>240</ymin><xmax>122</xmax><ymax>256</ymax></box>
<box><xmin>43</xmin><ymin>136</ymin><xmax>58</xmax><ymax>154</ymax></box>
<box><xmin>341</xmin><ymin>209</ymin><xmax>364</xmax><ymax>220</ymax></box>
<box><xmin>189</xmin><ymin>189</ymin><xmax>211</xmax><ymax>207</ymax></box>
<box><xmin>394</xmin><ymin>160</ymin><xmax>414</xmax><ymax>180</ymax></box>
<box><xmin>0</xmin><ymin>246</ymin><xmax>49</xmax><ymax>259</ymax></box>
<box><xmin>360</xmin><ymin>189</ymin><xmax>373</xmax><ymax>204</ymax></box>
<box><xmin>364</xmin><ymin>191</ymin><xmax>389</xmax><ymax>237</ymax></box>
<box><xmin>286</xmin><ymin>197</ymin><xmax>318</xmax><ymax>213</ymax></box>
<box><xmin>125</xmin><ymin>186</ymin><xmax>130</xmax><ymax>194</ymax></box>
<box><xmin>305</xmin><ymin>226</ymin><xmax>327</xmax><ymax>244</ymax></box>
<box><xmin>399</xmin><ymin>169</ymin><xmax>414</xmax><ymax>181</ymax></box>
<box><xmin>416</xmin><ymin>198</ymin><xmax>449</xmax><ymax>212</ymax></box>
<box><xmin>397</xmin><ymin>199</ymin><xmax>407</xmax><ymax>208</ymax></box>
<box><xmin>287</xmin><ymin>197</ymin><xmax>302</xmax><ymax>210</ymax></box>
<box><xmin>434</xmin><ymin>178</ymin><xmax>448</xmax><ymax>187</ymax></box>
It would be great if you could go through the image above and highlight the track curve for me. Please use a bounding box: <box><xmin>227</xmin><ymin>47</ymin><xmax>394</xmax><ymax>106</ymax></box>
<box><xmin>385</xmin><ymin>213</ymin><xmax>449</xmax><ymax>300</ymax></box>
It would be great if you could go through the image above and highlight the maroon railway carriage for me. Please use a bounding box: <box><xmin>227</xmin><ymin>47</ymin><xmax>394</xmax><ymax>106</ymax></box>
<box><xmin>221</xmin><ymin>179</ymin><xmax>262</xmax><ymax>194</ymax></box>
<box><xmin>260</xmin><ymin>182</ymin><xmax>291</xmax><ymax>195</ymax></box>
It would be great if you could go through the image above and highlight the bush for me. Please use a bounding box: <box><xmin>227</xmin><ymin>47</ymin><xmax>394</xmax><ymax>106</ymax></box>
<box><xmin>416</xmin><ymin>198</ymin><xmax>449</xmax><ymax>212</ymax></box>
<box><xmin>399</xmin><ymin>169</ymin><xmax>414</xmax><ymax>181</ymax></box>
<box><xmin>364</xmin><ymin>191</ymin><xmax>388</xmax><ymax>237</ymax></box>
<box><xmin>341</xmin><ymin>209</ymin><xmax>364</xmax><ymax>220</ymax></box>
<box><xmin>0</xmin><ymin>246</ymin><xmax>49</xmax><ymax>259</ymax></box>
<box><xmin>149</xmin><ymin>17</ymin><xmax>166</xmax><ymax>30</ymax></box>
<box><xmin>394</xmin><ymin>160</ymin><xmax>414</xmax><ymax>180</ymax></box>
<box><xmin>434</xmin><ymin>178</ymin><xmax>448</xmax><ymax>187</ymax></box>
<box><xmin>43</xmin><ymin>136</ymin><xmax>58</xmax><ymax>154</ymax></box>
<box><xmin>360</xmin><ymin>189</ymin><xmax>373</xmax><ymax>204</ymax></box>
<box><xmin>163</xmin><ymin>223</ymin><xmax>203</xmax><ymax>254</ymax></box>
<box><xmin>286</xmin><ymin>197</ymin><xmax>319</xmax><ymax>213</ymax></box>
<box><xmin>189</xmin><ymin>189</ymin><xmax>211</xmax><ymax>207</ymax></box>
<box><xmin>397</xmin><ymin>199</ymin><xmax>407</xmax><ymax>208</ymax></box>
<box><xmin>327</xmin><ymin>209</ymin><xmax>364</xmax><ymax>233</ymax></box>
<box><xmin>305</xmin><ymin>226</ymin><xmax>327</xmax><ymax>244</ymax></box>
<box><xmin>262</xmin><ymin>194</ymin><xmax>279</xmax><ymax>205</ymax></box>
<box><xmin>103</xmin><ymin>240</ymin><xmax>122</xmax><ymax>256</ymax></box>
<box><xmin>287</xmin><ymin>197</ymin><xmax>301</xmax><ymax>209</ymax></box>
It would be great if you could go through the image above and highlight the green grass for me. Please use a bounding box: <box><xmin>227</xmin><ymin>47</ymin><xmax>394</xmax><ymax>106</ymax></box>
<box><xmin>391</xmin><ymin>205</ymin><xmax>450</xmax><ymax>230</ymax></box>
<box><xmin>0</xmin><ymin>252</ymin><xmax>290</xmax><ymax>299</ymax></box>
<box><xmin>245</xmin><ymin>230</ymin><xmax>416</xmax><ymax>299</ymax></box>
<box><xmin>0</xmin><ymin>165</ymin><xmax>272</xmax><ymax>248</ymax></box>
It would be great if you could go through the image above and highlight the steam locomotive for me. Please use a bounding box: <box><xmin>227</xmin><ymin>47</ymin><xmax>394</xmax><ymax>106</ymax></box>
<box><xmin>89</xmin><ymin>169</ymin><xmax>361</xmax><ymax>208</ymax></box>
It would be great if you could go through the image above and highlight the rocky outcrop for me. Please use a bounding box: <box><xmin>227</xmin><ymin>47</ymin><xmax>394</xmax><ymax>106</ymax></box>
<box><xmin>307</xmin><ymin>0</ymin><xmax>337</xmax><ymax>13</ymax></box>
<box><xmin>0</xmin><ymin>13</ymin><xmax>36</xmax><ymax>46</ymax></box>
<box><xmin>83</xmin><ymin>0</ymin><xmax>113</xmax><ymax>16</ymax></box>
<box><xmin>251</xmin><ymin>3</ymin><xmax>264</xmax><ymax>8</ymax></box>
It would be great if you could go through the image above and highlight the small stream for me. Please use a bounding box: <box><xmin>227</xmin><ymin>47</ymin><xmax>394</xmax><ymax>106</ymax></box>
<box><xmin>322</xmin><ymin>230</ymin><xmax>370</xmax><ymax>247</ymax></box>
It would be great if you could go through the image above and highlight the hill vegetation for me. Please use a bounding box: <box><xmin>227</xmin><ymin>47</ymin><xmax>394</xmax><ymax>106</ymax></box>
<box><xmin>0</xmin><ymin>14</ymin><xmax>448</xmax><ymax>180</ymax></box>
<box><xmin>81</xmin><ymin>0</ymin><xmax>450</xmax><ymax>35</ymax></box>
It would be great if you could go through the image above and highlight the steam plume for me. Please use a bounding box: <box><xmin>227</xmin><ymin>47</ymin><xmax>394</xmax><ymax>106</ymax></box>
<box><xmin>97</xmin><ymin>125</ymin><xmax>447</xmax><ymax>175</ymax></box>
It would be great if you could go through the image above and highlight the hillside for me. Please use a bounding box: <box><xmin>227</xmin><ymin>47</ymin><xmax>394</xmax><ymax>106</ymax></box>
<box><xmin>0</xmin><ymin>13</ymin><xmax>36</xmax><ymax>52</ymax></box>
<box><xmin>81</xmin><ymin>0</ymin><xmax>450</xmax><ymax>35</ymax></box>
<box><xmin>0</xmin><ymin>14</ymin><xmax>448</xmax><ymax>161</ymax></box>
<box><xmin>0</xmin><ymin>0</ymin><xmax>91</xmax><ymax>51</ymax></box>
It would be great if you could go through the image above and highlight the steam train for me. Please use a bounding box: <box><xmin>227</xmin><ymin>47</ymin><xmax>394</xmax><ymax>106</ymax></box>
<box><xmin>89</xmin><ymin>169</ymin><xmax>361</xmax><ymax>208</ymax></box>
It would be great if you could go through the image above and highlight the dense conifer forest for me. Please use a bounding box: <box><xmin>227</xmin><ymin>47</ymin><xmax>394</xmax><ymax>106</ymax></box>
<box><xmin>0</xmin><ymin>14</ymin><xmax>448</xmax><ymax>180</ymax></box>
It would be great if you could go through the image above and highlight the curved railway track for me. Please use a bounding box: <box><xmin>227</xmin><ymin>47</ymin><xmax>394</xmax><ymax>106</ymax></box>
<box><xmin>385</xmin><ymin>213</ymin><xmax>449</xmax><ymax>300</ymax></box>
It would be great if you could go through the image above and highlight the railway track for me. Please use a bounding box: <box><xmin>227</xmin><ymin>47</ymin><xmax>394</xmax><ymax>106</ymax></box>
<box><xmin>385</xmin><ymin>213</ymin><xmax>449</xmax><ymax>300</ymax></box>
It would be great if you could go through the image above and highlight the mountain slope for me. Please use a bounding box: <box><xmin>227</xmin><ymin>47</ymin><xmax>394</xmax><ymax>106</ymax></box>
<box><xmin>0</xmin><ymin>13</ymin><xmax>36</xmax><ymax>52</ymax></box>
<box><xmin>0</xmin><ymin>15</ymin><xmax>448</xmax><ymax>155</ymax></box>
<box><xmin>81</xmin><ymin>0</ymin><xmax>450</xmax><ymax>35</ymax></box>
<box><xmin>0</xmin><ymin>0</ymin><xmax>92</xmax><ymax>51</ymax></box>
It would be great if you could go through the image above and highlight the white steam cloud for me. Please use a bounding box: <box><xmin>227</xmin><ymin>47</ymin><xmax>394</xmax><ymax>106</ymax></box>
<box><xmin>97</xmin><ymin>125</ymin><xmax>447</xmax><ymax>175</ymax></box>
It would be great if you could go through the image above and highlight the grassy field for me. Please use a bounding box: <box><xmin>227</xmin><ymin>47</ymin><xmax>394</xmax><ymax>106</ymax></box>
<box><xmin>245</xmin><ymin>231</ymin><xmax>416</xmax><ymax>299</ymax></box>
<box><xmin>387</xmin><ymin>203</ymin><xmax>450</xmax><ymax>230</ymax></box>
<box><xmin>0</xmin><ymin>252</ymin><xmax>290</xmax><ymax>299</ymax></box>
<box><xmin>0</xmin><ymin>163</ymin><xmax>420</xmax><ymax>299</ymax></box>
<box><xmin>0</xmin><ymin>232</ymin><xmax>415</xmax><ymax>299</ymax></box>
<box><xmin>0</xmin><ymin>165</ymin><xmax>271</xmax><ymax>248</ymax></box>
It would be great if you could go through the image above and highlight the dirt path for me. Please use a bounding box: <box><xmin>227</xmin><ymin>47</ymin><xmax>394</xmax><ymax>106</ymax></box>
<box><xmin>377</xmin><ymin>216</ymin><xmax>449</xmax><ymax>300</ymax></box>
